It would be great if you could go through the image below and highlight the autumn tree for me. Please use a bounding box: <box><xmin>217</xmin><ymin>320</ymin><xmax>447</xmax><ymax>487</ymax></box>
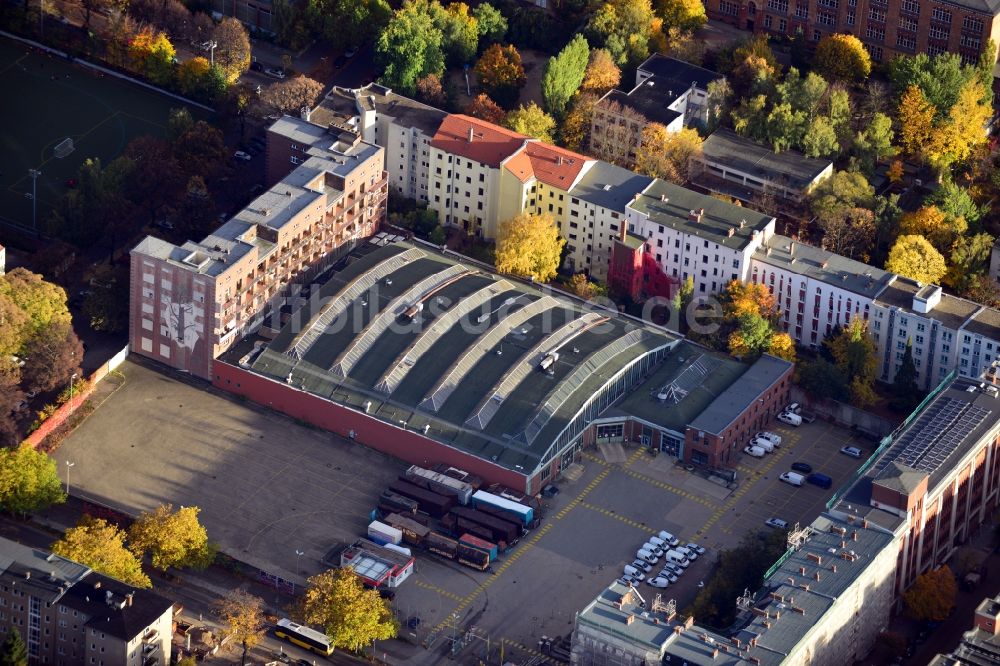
<box><xmin>0</xmin><ymin>372</ymin><xmax>24</xmax><ymax>447</ymax></box>
<box><xmin>541</xmin><ymin>35</ymin><xmax>590</xmax><ymax>118</ymax></box>
<box><xmin>897</xmin><ymin>85</ymin><xmax>936</xmax><ymax>158</ymax></box>
<box><xmin>128</xmin><ymin>504</ymin><xmax>214</xmax><ymax>571</ymax></box>
<box><xmin>216</xmin><ymin>589</ymin><xmax>266</xmax><ymax>666</ymax></box>
<box><xmin>580</xmin><ymin>49</ymin><xmax>621</xmax><ymax>96</ymax></box>
<box><xmin>654</xmin><ymin>0</ymin><xmax>705</xmax><ymax>31</ymax></box>
<box><xmin>814</xmin><ymin>34</ymin><xmax>871</xmax><ymax>82</ymax></box>
<box><xmin>828</xmin><ymin>319</ymin><xmax>879</xmax><ymax>407</ymax></box>
<box><xmin>260</xmin><ymin>76</ymin><xmax>324</xmax><ymax>114</ymax></box>
<box><xmin>722</xmin><ymin>280</ymin><xmax>777</xmax><ymax>320</ymax></box>
<box><xmin>0</xmin><ymin>446</ymin><xmax>64</xmax><ymax>515</ymax></box>
<box><xmin>567</xmin><ymin>273</ymin><xmax>596</xmax><ymax>299</ymax></box>
<box><xmin>465</xmin><ymin>93</ymin><xmax>505</xmax><ymax>124</ymax></box>
<box><xmin>904</xmin><ymin>566</ymin><xmax>957</xmax><ymax>623</ymax></box>
<box><xmin>0</xmin><ymin>268</ymin><xmax>69</xmax><ymax>346</ymax></box>
<box><xmin>898</xmin><ymin>205</ymin><xmax>966</xmax><ymax>254</ymax></box>
<box><xmin>415</xmin><ymin>73</ymin><xmax>446</xmax><ymax>107</ymax></box>
<box><xmin>947</xmin><ymin>233</ymin><xmax>994</xmax><ymax>291</ymax></box>
<box><xmin>887</xmin><ymin>160</ymin><xmax>904</xmax><ymax>183</ymax></box>
<box><xmin>926</xmin><ymin>80</ymin><xmax>992</xmax><ymax>170</ymax></box>
<box><xmin>0</xmin><ymin>628</ymin><xmax>27</xmax><ymax>666</ymax></box>
<box><xmin>634</xmin><ymin>125</ymin><xmax>702</xmax><ymax>184</ymax></box>
<box><xmin>21</xmin><ymin>322</ymin><xmax>83</xmax><ymax>396</ymax></box>
<box><xmin>817</xmin><ymin>207</ymin><xmax>876</xmax><ymax>261</ymax></box>
<box><xmin>52</xmin><ymin>517</ymin><xmax>151</xmax><ymax>588</ymax></box>
<box><xmin>495</xmin><ymin>212</ymin><xmax>566</xmax><ymax>282</ymax></box>
<box><xmin>128</xmin><ymin>28</ymin><xmax>175</xmax><ymax>86</ymax></box>
<box><xmin>504</xmin><ymin>102</ymin><xmax>556</xmax><ymax>142</ymax></box>
<box><xmin>475</xmin><ymin>43</ymin><xmax>526</xmax><ymax>108</ymax></box>
<box><xmin>886</xmin><ymin>235</ymin><xmax>947</xmax><ymax>285</ymax></box>
<box><xmin>176</xmin><ymin>56</ymin><xmax>211</xmax><ymax>97</ymax></box>
<box><xmin>303</xmin><ymin>569</ymin><xmax>397</xmax><ymax>652</ymax></box>
<box><xmin>213</xmin><ymin>17</ymin><xmax>251</xmax><ymax>83</ymax></box>
<box><xmin>585</xmin><ymin>0</ymin><xmax>658</xmax><ymax>66</ymax></box>
<box><xmin>559</xmin><ymin>92</ymin><xmax>598</xmax><ymax>152</ymax></box>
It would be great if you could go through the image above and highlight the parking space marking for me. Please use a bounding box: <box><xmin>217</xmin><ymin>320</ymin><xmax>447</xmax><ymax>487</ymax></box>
<box><xmin>412</xmin><ymin>579</ymin><xmax>463</xmax><ymax>602</ymax></box>
<box><xmin>579</xmin><ymin>501</ymin><xmax>657</xmax><ymax>533</ymax></box>
<box><xmin>555</xmin><ymin>468</ymin><xmax>611</xmax><ymax>520</ymax></box>
<box><xmin>619</xmin><ymin>467</ymin><xmax>717</xmax><ymax>508</ymax></box>
<box><xmin>499</xmin><ymin>637</ymin><xmax>550</xmax><ymax>662</ymax></box>
<box><xmin>583</xmin><ymin>452</ymin><xmax>609</xmax><ymax>466</ymax></box>
<box><xmin>623</xmin><ymin>447</ymin><xmax>646</xmax><ymax>469</ymax></box>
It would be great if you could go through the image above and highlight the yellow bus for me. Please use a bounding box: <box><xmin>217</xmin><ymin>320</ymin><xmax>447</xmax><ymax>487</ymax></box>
<box><xmin>274</xmin><ymin>618</ymin><xmax>333</xmax><ymax>656</ymax></box>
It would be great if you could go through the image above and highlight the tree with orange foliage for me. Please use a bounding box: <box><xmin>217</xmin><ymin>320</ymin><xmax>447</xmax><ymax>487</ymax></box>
<box><xmin>128</xmin><ymin>28</ymin><xmax>175</xmax><ymax>86</ymax></box>
<box><xmin>897</xmin><ymin>85</ymin><xmax>936</xmax><ymax>159</ymax></box>
<box><xmin>721</xmin><ymin>280</ymin><xmax>778</xmax><ymax>321</ymax></box>
<box><xmin>465</xmin><ymin>93</ymin><xmax>505</xmax><ymax>124</ymax></box>
<box><xmin>474</xmin><ymin>43</ymin><xmax>526</xmax><ymax>108</ymax></box>
<box><xmin>580</xmin><ymin>48</ymin><xmax>621</xmax><ymax>95</ymax></box>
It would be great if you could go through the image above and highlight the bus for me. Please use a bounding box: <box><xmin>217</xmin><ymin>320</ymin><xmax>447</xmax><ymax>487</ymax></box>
<box><xmin>274</xmin><ymin>618</ymin><xmax>333</xmax><ymax>656</ymax></box>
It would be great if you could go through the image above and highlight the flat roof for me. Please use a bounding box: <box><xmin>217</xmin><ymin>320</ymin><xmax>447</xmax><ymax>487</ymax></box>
<box><xmin>688</xmin><ymin>354</ymin><xmax>793</xmax><ymax>435</ymax></box>
<box><xmin>613</xmin><ymin>342</ymin><xmax>748</xmax><ymax>433</ymax></box>
<box><xmin>628</xmin><ymin>179</ymin><xmax>774</xmax><ymax>251</ymax></box>
<box><xmin>755</xmin><ymin>235</ymin><xmax>895</xmax><ymax>300</ymax></box>
<box><xmin>240</xmin><ymin>239</ymin><xmax>678</xmax><ymax>475</ymax></box>
<box><xmin>601</xmin><ymin>87</ymin><xmax>681</xmax><ymax>128</ymax></box>
<box><xmin>636</xmin><ymin>54</ymin><xmax>722</xmax><ymax>92</ymax></box>
<box><xmin>572</xmin><ymin>161</ymin><xmax>653</xmax><ymax>212</ymax></box>
<box><xmin>873</xmin><ymin>278</ymin><xmax>981</xmax><ymax>332</ymax></box>
<box><xmin>702</xmin><ymin>128</ymin><xmax>832</xmax><ymax>191</ymax></box>
<box><xmin>313</xmin><ymin>84</ymin><xmax>447</xmax><ymax>136</ymax></box>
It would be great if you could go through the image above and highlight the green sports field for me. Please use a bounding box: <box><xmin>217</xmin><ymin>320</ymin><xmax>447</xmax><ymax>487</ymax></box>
<box><xmin>0</xmin><ymin>38</ymin><xmax>209</xmax><ymax>230</ymax></box>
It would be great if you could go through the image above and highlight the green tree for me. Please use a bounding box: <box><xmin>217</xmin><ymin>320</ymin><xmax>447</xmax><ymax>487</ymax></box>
<box><xmin>0</xmin><ymin>268</ymin><xmax>69</xmax><ymax>342</ymax></box>
<box><xmin>504</xmin><ymin>102</ymin><xmax>556</xmax><ymax>142</ymax></box>
<box><xmin>473</xmin><ymin>2</ymin><xmax>507</xmax><ymax>45</ymax></box>
<box><xmin>829</xmin><ymin>86</ymin><xmax>852</xmax><ymax>139</ymax></box>
<box><xmin>763</xmin><ymin>102</ymin><xmax>806</xmax><ymax>152</ymax></box>
<box><xmin>0</xmin><ymin>628</ymin><xmax>27</xmax><ymax>666</ymax></box>
<box><xmin>798</xmin><ymin>359</ymin><xmax>849</xmax><ymax>401</ymax></box>
<box><xmin>828</xmin><ymin>319</ymin><xmax>878</xmax><ymax>407</ymax></box>
<box><xmin>854</xmin><ymin>112</ymin><xmax>896</xmax><ymax>170</ymax></box>
<box><xmin>892</xmin><ymin>339</ymin><xmax>921</xmax><ymax>410</ymax></box>
<box><xmin>475</xmin><ymin>43</ymin><xmax>526</xmax><ymax>108</ymax></box>
<box><xmin>729</xmin><ymin>312</ymin><xmax>773</xmax><ymax>359</ymax></box>
<box><xmin>303</xmin><ymin>569</ymin><xmax>397</xmax><ymax>652</ymax></box>
<box><xmin>376</xmin><ymin>4</ymin><xmax>445</xmax><ymax>95</ymax></box>
<box><xmin>585</xmin><ymin>0</ymin><xmax>657</xmax><ymax>66</ymax></box>
<box><xmin>925</xmin><ymin>180</ymin><xmax>984</xmax><ymax>225</ymax></box>
<box><xmin>494</xmin><ymin>212</ymin><xmax>565</xmax><ymax>282</ymax></box>
<box><xmin>809</xmin><ymin>171</ymin><xmax>875</xmax><ymax>220</ymax></box>
<box><xmin>801</xmin><ymin>116</ymin><xmax>839</xmax><ymax>158</ymax></box>
<box><xmin>889</xmin><ymin>51</ymin><xmax>988</xmax><ymax>118</ymax></box>
<box><xmin>51</xmin><ymin>517</ymin><xmax>151</xmax><ymax>588</ymax></box>
<box><xmin>128</xmin><ymin>504</ymin><xmax>214</xmax><ymax>571</ymax></box>
<box><xmin>813</xmin><ymin>33</ymin><xmax>871</xmax><ymax>81</ymax></box>
<box><xmin>653</xmin><ymin>0</ymin><xmax>706</xmax><ymax>31</ymax></box>
<box><xmin>437</xmin><ymin>1</ymin><xmax>479</xmax><ymax>64</ymax></box>
<box><xmin>904</xmin><ymin>566</ymin><xmax>957</xmax><ymax>622</ymax></box>
<box><xmin>947</xmin><ymin>233</ymin><xmax>994</xmax><ymax>291</ymax></box>
<box><xmin>886</xmin><ymin>235</ymin><xmax>948</xmax><ymax>285</ymax></box>
<box><xmin>541</xmin><ymin>35</ymin><xmax>590</xmax><ymax>118</ymax></box>
<box><xmin>0</xmin><ymin>447</ymin><xmax>65</xmax><ymax>515</ymax></box>
<box><xmin>216</xmin><ymin>589</ymin><xmax>266</xmax><ymax>666</ymax></box>
<box><xmin>776</xmin><ymin>67</ymin><xmax>829</xmax><ymax>118</ymax></box>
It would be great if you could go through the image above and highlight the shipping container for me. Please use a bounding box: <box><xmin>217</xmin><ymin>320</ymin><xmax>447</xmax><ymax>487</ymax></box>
<box><xmin>367</xmin><ymin>521</ymin><xmax>403</xmax><ymax>546</ymax></box>
<box><xmin>459</xmin><ymin>534</ymin><xmax>498</xmax><ymax>562</ymax></box>
<box><xmin>379</xmin><ymin>490</ymin><xmax>419</xmax><ymax>515</ymax></box>
<box><xmin>432</xmin><ymin>464</ymin><xmax>483</xmax><ymax>490</ymax></box>
<box><xmin>425</xmin><ymin>531</ymin><xmax>458</xmax><ymax>559</ymax></box>
<box><xmin>383</xmin><ymin>513</ymin><xmax>431</xmax><ymax>545</ymax></box>
<box><xmin>388</xmin><ymin>480</ymin><xmax>455</xmax><ymax>518</ymax></box>
<box><xmin>486</xmin><ymin>484</ymin><xmax>540</xmax><ymax>510</ymax></box>
<box><xmin>442</xmin><ymin>513</ymin><xmax>497</xmax><ymax>544</ymax></box>
<box><xmin>403</xmin><ymin>466</ymin><xmax>474</xmax><ymax>505</ymax></box>
<box><xmin>456</xmin><ymin>544</ymin><xmax>490</xmax><ymax>570</ymax></box>
<box><xmin>447</xmin><ymin>506</ymin><xmax>519</xmax><ymax>545</ymax></box>
<box><xmin>471</xmin><ymin>490</ymin><xmax>534</xmax><ymax>526</ymax></box>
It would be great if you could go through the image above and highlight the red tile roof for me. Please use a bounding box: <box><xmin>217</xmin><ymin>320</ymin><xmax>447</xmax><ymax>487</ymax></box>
<box><xmin>504</xmin><ymin>142</ymin><xmax>589</xmax><ymax>188</ymax></box>
<box><xmin>430</xmin><ymin>115</ymin><xmax>526</xmax><ymax>168</ymax></box>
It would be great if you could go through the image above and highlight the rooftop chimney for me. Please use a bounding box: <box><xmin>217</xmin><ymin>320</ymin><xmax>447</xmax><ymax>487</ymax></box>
<box><xmin>24</xmin><ymin>571</ymin><xmax>30</xmax><ymax>580</ymax></box>
<box><xmin>557</xmin><ymin>155</ymin><xmax>564</xmax><ymax>166</ymax></box>
<box><xmin>852</xmin><ymin>531</ymin><xmax>859</xmax><ymax>541</ymax></box>
<box><xmin>813</xmin><ymin>571</ymin><xmax>821</xmax><ymax>581</ymax></box>
<box><xmin>789</xmin><ymin>242</ymin><xmax>796</xmax><ymax>256</ymax></box>
<box><xmin>468</xmin><ymin>127</ymin><xmax>474</xmax><ymax>142</ymax></box>
<box><xmin>831</xmin><ymin>564</ymin><xmax>837</xmax><ymax>573</ymax></box>
<box><xmin>661</xmin><ymin>194</ymin><xmax>669</xmax><ymax>203</ymax></box>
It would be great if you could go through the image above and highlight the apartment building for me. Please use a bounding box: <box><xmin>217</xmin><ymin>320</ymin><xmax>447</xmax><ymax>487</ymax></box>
<box><xmin>930</xmin><ymin>594</ymin><xmax>1000</xmax><ymax>664</ymax></box>
<box><xmin>129</xmin><ymin>117</ymin><xmax>387</xmax><ymax>379</ymax></box>
<box><xmin>705</xmin><ymin>0</ymin><xmax>1000</xmax><ymax>70</ymax></box>
<box><xmin>0</xmin><ymin>537</ymin><xmax>174</xmax><ymax>666</ymax></box>
<box><xmin>590</xmin><ymin>55</ymin><xmax>721</xmax><ymax>167</ymax></box>
<box><xmin>626</xmin><ymin>179</ymin><xmax>776</xmax><ymax>296</ymax></box>
<box><xmin>692</xmin><ymin>128</ymin><xmax>834</xmax><ymax>204</ymax></box>
<box><xmin>311</xmin><ymin>86</ymin><xmax>447</xmax><ymax>203</ymax></box>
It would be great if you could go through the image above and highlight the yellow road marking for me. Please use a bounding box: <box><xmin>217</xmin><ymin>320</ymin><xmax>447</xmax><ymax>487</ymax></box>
<box><xmin>579</xmin><ymin>501</ymin><xmax>657</xmax><ymax>533</ymax></box>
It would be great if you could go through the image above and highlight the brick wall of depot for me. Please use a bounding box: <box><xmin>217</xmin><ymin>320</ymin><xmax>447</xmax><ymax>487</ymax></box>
<box><xmin>212</xmin><ymin>362</ymin><xmax>533</xmax><ymax>493</ymax></box>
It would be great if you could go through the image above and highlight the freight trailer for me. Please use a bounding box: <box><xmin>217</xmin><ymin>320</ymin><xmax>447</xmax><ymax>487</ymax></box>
<box><xmin>383</xmin><ymin>513</ymin><xmax>431</xmax><ymax>546</ymax></box>
<box><xmin>403</xmin><ymin>466</ymin><xmax>474</xmax><ymax>505</ymax></box>
<box><xmin>425</xmin><ymin>531</ymin><xmax>458</xmax><ymax>559</ymax></box>
<box><xmin>367</xmin><ymin>521</ymin><xmax>403</xmax><ymax>546</ymax></box>
<box><xmin>442</xmin><ymin>513</ymin><xmax>500</xmax><ymax>544</ymax></box>
<box><xmin>379</xmin><ymin>490</ymin><xmax>419</xmax><ymax>516</ymax></box>
<box><xmin>387</xmin><ymin>480</ymin><xmax>456</xmax><ymax>518</ymax></box>
<box><xmin>446</xmin><ymin>506</ymin><xmax>520</xmax><ymax>545</ymax></box>
<box><xmin>432</xmin><ymin>464</ymin><xmax>483</xmax><ymax>490</ymax></box>
<box><xmin>471</xmin><ymin>490</ymin><xmax>534</xmax><ymax>526</ymax></box>
<box><xmin>456</xmin><ymin>542</ymin><xmax>490</xmax><ymax>570</ymax></box>
<box><xmin>486</xmin><ymin>484</ymin><xmax>540</xmax><ymax>510</ymax></box>
<box><xmin>458</xmin><ymin>534</ymin><xmax>498</xmax><ymax>562</ymax></box>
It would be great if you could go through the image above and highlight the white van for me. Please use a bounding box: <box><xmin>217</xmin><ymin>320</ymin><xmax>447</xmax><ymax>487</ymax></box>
<box><xmin>757</xmin><ymin>431</ymin><xmax>782</xmax><ymax>446</ymax></box>
<box><xmin>643</xmin><ymin>542</ymin><xmax>665</xmax><ymax>557</ymax></box>
<box><xmin>752</xmin><ymin>437</ymin><xmax>774</xmax><ymax>453</ymax></box>
<box><xmin>743</xmin><ymin>445</ymin><xmax>766</xmax><ymax>458</ymax></box>
<box><xmin>779</xmin><ymin>471</ymin><xmax>804</xmax><ymax>487</ymax></box>
<box><xmin>623</xmin><ymin>565</ymin><xmax>645</xmax><ymax>581</ymax></box>
<box><xmin>648</xmin><ymin>535</ymin><xmax>667</xmax><ymax>549</ymax></box>
<box><xmin>657</xmin><ymin>531</ymin><xmax>680</xmax><ymax>547</ymax></box>
<box><xmin>777</xmin><ymin>412</ymin><xmax>802</xmax><ymax>426</ymax></box>
<box><xmin>786</xmin><ymin>402</ymin><xmax>801</xmax><ymax>414</ymax></box>
<box><xmin>637</xmin><ymin>549</ymin><xmax>658</xmax><ymax>564</ymax></box>
<box><xmin>665</xmin><ymin>549</ymin><xmax>690</xmax><ymax>568</ymax></box>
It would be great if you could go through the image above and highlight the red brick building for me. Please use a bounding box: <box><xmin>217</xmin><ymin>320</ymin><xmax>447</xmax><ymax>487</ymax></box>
<box><xmin>608</xmin><ymin>232</ymin><xmax>676</xmax><ymax>303</ymax></box>
<box><xmin>706</xmin><ymin>0</ymin><xmax>1000</xmax><ymax>68</ymax></box>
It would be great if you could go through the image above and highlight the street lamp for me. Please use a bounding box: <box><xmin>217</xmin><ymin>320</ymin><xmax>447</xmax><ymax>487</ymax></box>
<box><xmin>208</xmin><ymin>40</ymin><xmax>218</xmax><ymax>67</ymax></box>
<box><xmin>69</xmin><ymin>372</ymin><xmax>77</xmax><ymax>406</ymax></box>
<box><xmin>64</xmin><ymin>461</ymin><xmax>75</xmax><ymax>495</ymax></box>
<box><xmin>295</xmin><ymin>549</ymin><xmax>304</xmax><ymax>576</ymax></box>
<box><xmin>28</xmin><ymin>169</ymin><xmax>41</xmax><ymax>232</ymax></box>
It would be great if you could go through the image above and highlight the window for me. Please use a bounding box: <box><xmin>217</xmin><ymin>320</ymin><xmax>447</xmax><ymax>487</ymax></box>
<box><xmin>764</xmin><ymin>13</ymin><xmax>772</xmax><ymax>26</ymax></box>
<box><xmin>596</xmin><ymin>423</ymin><xmax>624</xmax><ymax>439</ymax></box>
<box><xmin>795</xmin><ymin>2</ymin><xmax>808</xmax><ymax>17</ymax></box>
<box><xmin>929</xmin><ymin>24</ymin><xmax>950</xmax><ymax>39</ymax></box>
<box><xmin>779</xmin><ymin>17</ymin><xmax>787</xmax><ymax>30</ymax></box>
<box><xmin>868</xmin><ymin>6</ymin><xmax>886</xmax><ymax>20</ymax></box>
<box><xmin>900</xmin><ymin>15</ymin><xmax>917</xmax><ymax>31</ymax></box>
<box><xmin>847</xmin><ymin>10</ymin><xmax>855</xmax><ymax>23</ymax></box>
<box><xmin>866</xmin><ymin>25</ymin><xmax>885</xmax><ymax>41</ymax></box>
<box><xmin>931</xmin><ymin>6</ymin><xmax>950</xmax><ymax>22</ymax></box>
<box><xmin>290</xmin><ymin>156</ymin><xmax>302</xmax><ymax>165</ymax></box>
<box><xmin>963</xmin><ymin>15</ymin><xmax>984</xmax><ymax>32</ymax></box>
<box><xmin>720</xmin><ymin>0</ymin><xmax>739</xmax><ymax>14</ymax></box>
<box><xmin>818</xmin><ymin>12</ymin><xmax>835</xmax><ymax>25</ymax></box>
<box><xmin>961</xmin><ymin>34</ymin><xmax>981</xmax><ymax>48</ymax></box>
<box><xmin>767</xmin><ymin>0</ymin><xmax>788</xmax><ymax>11</ymax></box>
<box><xmin>897</xmin><ymin>34</ymin><xmax>916</xmax><ymax>49</ymax></box>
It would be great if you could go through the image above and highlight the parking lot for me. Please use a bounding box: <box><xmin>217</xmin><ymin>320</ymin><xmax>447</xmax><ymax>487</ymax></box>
<box><xmin>56</xmin><ymin>361</ymin><xmax>874</xmax><ymax>665</ymax></box>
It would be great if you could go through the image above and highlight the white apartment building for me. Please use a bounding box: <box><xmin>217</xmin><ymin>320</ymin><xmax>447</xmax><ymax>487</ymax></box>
<box><xmin>627</xmin><ymin>179</ymin><xmax>776</xmax><ymax>296</ymax></box>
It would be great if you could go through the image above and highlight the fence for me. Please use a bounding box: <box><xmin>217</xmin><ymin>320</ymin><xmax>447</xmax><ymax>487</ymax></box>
<box><xmin>789</xmin><ymin>386</ymin><xmax>895</xmax><ymax>436</ymax></box>
<box><xmin>21</xmin><ymin>345</ymin><xmax>129</xmax><ymax>450</ymax></box>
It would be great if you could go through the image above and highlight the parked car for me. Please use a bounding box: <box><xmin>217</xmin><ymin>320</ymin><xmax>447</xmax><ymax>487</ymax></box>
<box><xmin>647</xmin><ymin>577</ymin><xmax>670</xmax><ymax>588</ymax></box>
<box><xmin>756</xmin><ymin>431</ymin><xmax>782</xmax><ymax>446</ymax></box>
<box><xmin>234</xmin><ymin>150</ymin><xmax>252</xmax><ymax>161</ymax></box>
<box><xmin>657</xmin><ymin>531</ymin><xmax>680</xmax><ymax>547</ymax></box>
<box><xmin>541</xmin><ymin>484</ymin><xmax>560</xmax><ymax>498</ymax></box>
<box><xmin>617</xmin><ymin>575</ymin><xmax>638</xmax><ymax>587</ymax></box>
<box><xmin>807</xmin><ymin>473</ymin><xmax>833</xmax><ymax>489</ymax></box>
<box><xmin>744</xmin><ymin>445</ymin><xmax>766</xmax><ymax>458</ymax></box>
<box><xmin>265</xmin><ymin>68</ymin><xmax>286</xmax><ymax>79</ymax></box>
<box><xmin>662</xmin><ymin>562</ymin><xmax>684</xmax><ymax>576</ymax></box>
<box><xmin>677</xmin><ymin>544</ymin><xmax>698</xmax><ymax>560</ymax></box>
<box><xmin>685</xmin><ymin>542</ymin><xmax>706</xmax><ymax>556</ymax></box>
<box><xmin>791</xmin><ymin>462</ymin><xmax>813</xmax><ymax>474</ymax></box>
<box><xmin>622</xmin><ymin>565</ymin><xmax>645</xmax><ymax>581</ymax></box>
<box><xmin>658</xmin><ymin>569</ymin><xmax>679</xmax><ymax>583</ymax></box>
<box><xmin>752</xmin><ymin>437</ymin><xmax>774</xmax><ymax>453</ymax></box>
<box><xmin>786</xmin><ymin>402</ymin><xmax>801</xmax><ymax>414</ymax></box>
<box><xmin>765</xmin><ymin>518</ymin><xmax>789</xmax><ymax>529</ymax></box>
<box><xmin>840</xmin><ymin>446</ymin><xmax>863</xmax><ymax>459</ymax></box>
<box><xmin>779</xmin><ymin>471</ymin><xmax>805</xmax><ymax>487</ymax></box>
<box><xmin>777</xmin><ymin>411</ymin><xmax>802</xmax><ymax>426</ymax></box>
<box><xmin>250</xmin><ymin>60</ymin><xmax>263</xmax><ymax>72</ymax></box>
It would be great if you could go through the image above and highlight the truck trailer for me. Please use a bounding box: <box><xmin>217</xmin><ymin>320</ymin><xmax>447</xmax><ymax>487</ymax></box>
<box><xmin>446</xmin><ymin>506</ymin><xmax>520</xmax><ymax>545</ymax></box>
<box><xmin>387</xmin><ymin>480</ymin><xmax>455</xmax><ymax>518</ymax></box>
<box><xmin>425</xmin><ymin>531</ymin><xmax>458</xmax><ymax>559</ymax></box>
<box><xmin>458</xmin><ymin>534</ymin><xmax>498</xmax><ymax>562</ymax></box>
<box><xmin>471</xmin><ymin>490</ymin><xmax>534</xmax><ymax>526</ymax></box>
<box><xmin>403</xmin><ymin>466</ymin><xmax>474</xmax><ymax>505</ymax></box>
<box><xmin>383</xmin><ymin>513</ymin><xmax>431</xmax><ymax>545</ymax></box>
<box><xmin>367</xmin><ymin>521</ymin><xmax>403</xmax><ymax>546</ymax></box>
